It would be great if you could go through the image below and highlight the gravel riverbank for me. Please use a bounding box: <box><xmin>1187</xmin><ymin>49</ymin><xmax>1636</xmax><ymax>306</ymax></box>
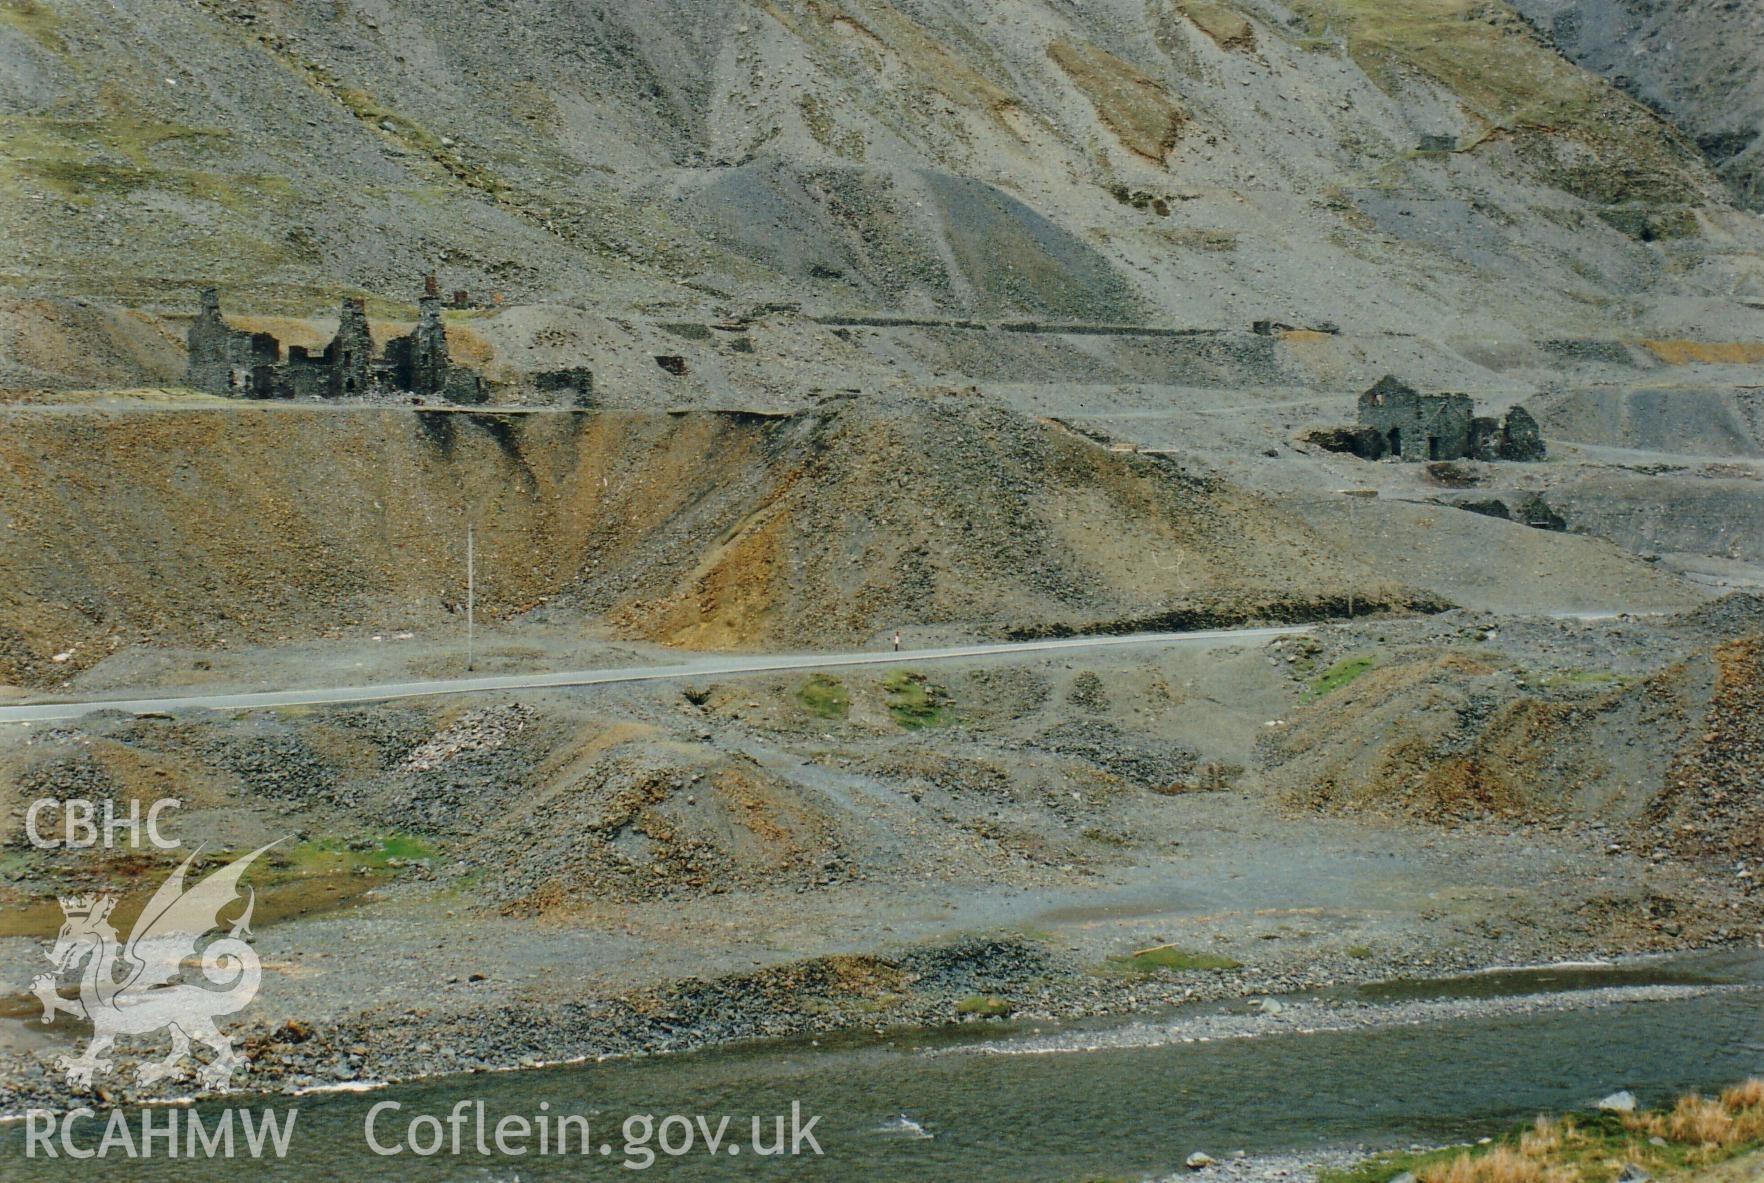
<box><xmin>2</xmin><ymin>925</ymin><xmax>1752</xmax><ymax>1117</ymax></box>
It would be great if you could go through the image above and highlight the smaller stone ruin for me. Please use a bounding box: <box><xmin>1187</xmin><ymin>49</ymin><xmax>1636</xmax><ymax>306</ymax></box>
<box><xmin>530</xmin><ymin>367</ymin><xmax>595</xmax><ymax>407</ymax></box>
<box><xmin>186</xmin><ymin>276</ymin><xmax>485</xmax><ymax>403</ymax></box>
<box><xmin>1304</xmin><ymin>376</ymin><xmax>1545</xmax><ymax>463</ymax></box>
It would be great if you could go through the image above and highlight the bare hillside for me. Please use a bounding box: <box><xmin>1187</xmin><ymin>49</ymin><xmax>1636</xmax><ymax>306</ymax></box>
<box><xmin>1512</xmin><ymin>0</ymin><xmax>1764</xmax><ymax>212</ymax></box>
<box><xmin>1263</xmin><ymin>601</ymin><xmax>1764</xmax><ymax>859</ymax></box>
<box><xmin>3</xmin><ymin>0</ymin><xmax>1760</xmax><ymax>340</ymax></box>
<box><xmin>0</xmin><ymin>396</ymin><xmax>1426</xmax><ymax>686</ymax></box>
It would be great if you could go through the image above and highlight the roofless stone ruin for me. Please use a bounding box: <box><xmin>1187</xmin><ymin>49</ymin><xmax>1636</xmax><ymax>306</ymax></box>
<box><xmin>1305</xmin><ymin>375</ymin><xmax>1546</xmax><ymax>463</ymax></box>
<box><xmin>186</xmin><ymin>276</ymin><xmax>485</xmax><ymax>403</ymax></box>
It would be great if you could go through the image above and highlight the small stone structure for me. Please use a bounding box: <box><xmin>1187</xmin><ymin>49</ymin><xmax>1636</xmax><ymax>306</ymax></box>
<box><xmin>1349</xmin><ymin>375</ymin><xmax>1545</xmax><ymax>462</ymax></box>
<box><xmin>1252</xmin><ymin>318</ymin><xmax>1340</xmax><ymax>336</ymax></box>
<box><xmin>186</xmin><ymin>277</ymin><xmax>483</xmax><ymax>402</ymax></box>
<box><xmin>1456</xmin><ymin>493</ymin><xmax>1566</xmax><ymax>531</ymax></box>
<box><xmin>531</xmin><ymin>367</ymin><xmax>595</xmax><ymax>407</ymax></box>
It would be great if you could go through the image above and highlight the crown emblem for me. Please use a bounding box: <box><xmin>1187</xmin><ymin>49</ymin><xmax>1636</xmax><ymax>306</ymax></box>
<box><xmin>56</xmin><ymin>893</ymin><xmax>115</xmax><ymax>921</ymax></box>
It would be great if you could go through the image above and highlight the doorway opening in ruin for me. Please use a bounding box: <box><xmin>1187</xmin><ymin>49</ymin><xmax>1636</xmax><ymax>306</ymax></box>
<box><xmin>1387</xmin><ymin>428</ymin><xmax>1401</xmax><ymax>456</ymax></box>
<box><xmin>1428</xmin><ymin>436</ymin><xmax>1441</xmax><ymax>460</ymax></box>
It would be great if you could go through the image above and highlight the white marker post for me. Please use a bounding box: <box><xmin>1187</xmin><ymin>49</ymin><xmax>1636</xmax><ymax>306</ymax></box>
<box><xmin>1336</xmin><ymin>488</ymin><xmax>1379</xmax><ymax>619</ymax></box>
<box><xmin>466</xmin><ymin>521</ymin><xmax>475</xmax><ymax>673</ymax></box>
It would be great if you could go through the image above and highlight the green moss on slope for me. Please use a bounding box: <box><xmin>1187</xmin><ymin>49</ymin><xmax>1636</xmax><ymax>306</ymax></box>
<box><xmin>1289</xmin><ymin>0</ymin><xmax>1713</xmax><ymax>221</ymax></box>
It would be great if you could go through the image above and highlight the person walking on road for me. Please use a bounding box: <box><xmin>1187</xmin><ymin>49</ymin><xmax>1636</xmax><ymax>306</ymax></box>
<box><xmin>893</xmin><ymin>630</ymin><xmax>901</xmax><ymax>652</ymax></box>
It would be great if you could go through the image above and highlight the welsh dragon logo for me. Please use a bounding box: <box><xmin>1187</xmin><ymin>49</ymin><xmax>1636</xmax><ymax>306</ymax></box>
<box><xmin>31</xmin><ymin>845</ymin><xmax>274</xmax><ymax>1091</ymax></box>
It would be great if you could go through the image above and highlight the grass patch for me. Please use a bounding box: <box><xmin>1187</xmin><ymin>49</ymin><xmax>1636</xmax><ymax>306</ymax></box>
<box><xmin>1</xmin><ymin>116</ymin><xmax>230</xmax><ymax>169</ymax></box>
<box><xmin>955</xmin><ymin>994</ymin><xmax>1014</xmax><ymax>1018</ymax></box>
<box><xmin>883</xmin><ymin>670</ymin><xmax>953</xmax><ymax>730</ymax></box>
<box><xmin>1288</xmin><ymin>0</ymin><xmax>1604</xmax><ymax>128</ymax></box>
<box><xmin>1180</xmin><ymin>0</ymin><xmax>1256</xmax><ymax>50</ymax></box>
<box><xmin>1346</xmin><ymin>944</ymin><xmax>1376</xmax><ymax>960</ymax></box>
<box><xmin>0</xmin><ymin>116</ymin><xmax>296</xmax><ymax>213</ymax></box>
<box><xmin>1309</xmin><ymin>655</ymin><xmax>1376</xmax><ymax>698</ymax></box>
<box><xmin>1640</xmin><ymin>340</ymin><xmax>1764</xmax><ymax>366</ymax></box>
<box><xmin>1048</xmin><ymin>39</ymin><xmax>1185</xmax><ymax>162</ymax></box>
<box><xmin>282</xmin><ymin>833</ymin><xmax>436</xmax><ymax>874</ymax></box>
<box><xmin>1324</xmin><ymin>1083</ymin><xmax>1764</xmax><ymax>1183</ymax></box>
<box><xmin>797</xmin><ymin>674</ymin><xmax>850</xmax><ymax>720</ymax></box>
<box><xmin>373</xmin><ymin>834</ymin><xmax>435</xmax><ymax>863</ymax></box>
<box><xmin>0</xmin><ymin>0</ymin><xmax>63</xmax><ymax>50</ymax></box>
<box><xmin>1108</xmin><ymin>946</ymin><xmax>1243</xmax><ymax>975</ymax></box>
<box><xmin>1323</xmin><ymin>1144</ymin><xmax>1525</xmax><ymax>1183</ymax></box>
<box><xmin>1283</xmin><ymin>0</ymin><xmax>1703</xmax><ymax>214</ymax></box>
<box><xmin>845</xmin><ymin>992</ymin><xmax>911</xmax><ymax>1015</ymax></box>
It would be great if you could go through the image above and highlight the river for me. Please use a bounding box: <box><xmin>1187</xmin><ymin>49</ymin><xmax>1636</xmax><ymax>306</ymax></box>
<box><xmin>4</xmin><ymin>954</ymin><xmax>1762</xmax><ymax>1182</ymax></box>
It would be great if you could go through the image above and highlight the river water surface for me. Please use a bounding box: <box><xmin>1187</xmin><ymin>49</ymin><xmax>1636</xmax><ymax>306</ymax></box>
<box><xmin>4</xmin><ymin>954</ymin><xmax>1762</xmax><ymax>1182</ymax></box>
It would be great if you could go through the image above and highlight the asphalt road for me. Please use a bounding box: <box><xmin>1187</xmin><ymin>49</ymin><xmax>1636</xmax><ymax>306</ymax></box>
<box><xmin>0</xmin><ymin>626</ymin><xmax>1312</xmax><ymax>724</ymax></box>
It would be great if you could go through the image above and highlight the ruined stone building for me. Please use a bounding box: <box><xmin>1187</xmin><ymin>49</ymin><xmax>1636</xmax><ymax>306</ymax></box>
<box><xmin>186</xmin><ymin>277</ymin><xmax>482</xmax><ymax>402</ymax></box>
<box><xmin>1353</xmin><ymin>376</ymin><xmax>1545</xmax><ymax>462</ymax></box>
<box><xmin>185</xmin><ymin>288</ymin><xmax>279</xmax><ymax>395</ymax></box>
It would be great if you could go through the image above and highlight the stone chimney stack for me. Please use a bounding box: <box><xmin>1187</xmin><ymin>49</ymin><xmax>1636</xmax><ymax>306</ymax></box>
<box><xmin>412</xmin><ymin>279</ymin><xmax>449</xmax><ymax>396</ymax></box>
<box><xmin>330</xmin><ymin>296</ymin><xmax>374</xmax><ymax>398</ymax></box>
